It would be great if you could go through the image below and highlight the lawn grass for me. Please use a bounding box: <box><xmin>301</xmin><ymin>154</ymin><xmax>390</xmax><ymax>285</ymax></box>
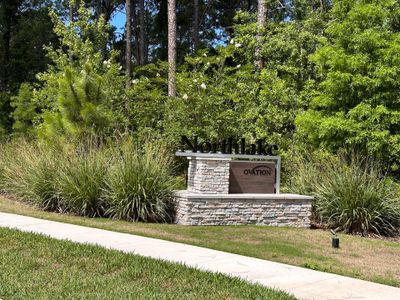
<box><xmin>0</xmin><ymin>227</ymin><xmax>294</xmax><ymax>300</ymax></box>
<box><xmin>1</xmin><ymin>196</ymin><xmax>399</xmax><ymax>287</ymax></box>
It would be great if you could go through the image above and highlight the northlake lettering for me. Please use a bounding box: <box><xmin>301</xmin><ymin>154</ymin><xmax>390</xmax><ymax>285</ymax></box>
<box><xmin>179</xmin><ymin>136</ymin><xmax>278</xmax><ymax>156</ymax></box>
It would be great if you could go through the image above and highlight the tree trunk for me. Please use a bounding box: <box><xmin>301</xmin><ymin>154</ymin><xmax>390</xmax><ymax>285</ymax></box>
<box><xmin>144</xmin><ymin>16</ymin><xmax>149</xmax><ymax>63</ymax></box>
<box><xmin>168</xmin><ymin>0</ymin><xmax>177</xmax><ymax>97</ymax></box>
<box><xmin>69</xmin><ymin>3</ymin><xmax>73</xmax><ymax>22</ymax></box>
<box><xmin>138</xmin><ymin>0</ymin><xmax>146</xmax><ymax>65</ymax></box>
<box><xmin>133</xmin><ymin>0</ymin><xmax>139</xmax><ymax>64</ymax></box>
<box><xmin>100</xmin><ymin>0</ymin><xmax>115</xmax><ymax>23</ymax></box>
<box><xmin>240</xmin><ymin>0</ymin><xmax>247</xmax><ymax>11</ymax></box>
<box><xmin>126</xmin><ymin>0</ymin><xmax>133</xmax><ymax>78</ymax></box>
<box><xmin>2</xmin><ymin>7</ymin><xmax>12</xmax><ymax>91</ymax></box>
<box><xmin>254</xmin><ymin>0</ymin><xmax>266</xmax><ymax>70</ymax></box>
<box><xmin>192</xmin><ymin>0</ymin><xmax>199</xmax><ymax>52</ymax></box>
<box><xmin>69</xmin><ymin>1</ymin><xmax>75</xmax><ymax>64</ymax></box>
<box><xmin>99</xmin><ymin>1</ymin><xmax>115</xmax><ymax>61</ymax></box>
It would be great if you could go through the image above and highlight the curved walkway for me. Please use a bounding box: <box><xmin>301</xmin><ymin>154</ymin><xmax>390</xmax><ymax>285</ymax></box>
<box><xmin>0</xmin><ymin>212</ymin><xmax>399</xmax><ymax>300</ymax></box>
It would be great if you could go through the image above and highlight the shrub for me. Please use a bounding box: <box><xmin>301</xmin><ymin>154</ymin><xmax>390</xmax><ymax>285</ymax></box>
<box><xmin>286</xmin><ymin>152</ymin><xmax>400</xmax><ymax>236</ymax></box>
<box><xmin>10</xmin><ymin>83</ymin><xmax>38</xmax><ymax>135</ymax></box>
<box><xmin>104</xmin><ymin>140</ymin><xmax>177</xmax><ymax>222</ymax></box>
<box><xmin>296</xmin><ymin>0</ymin><xmax>400</xmax><ymax>168</ymax></box>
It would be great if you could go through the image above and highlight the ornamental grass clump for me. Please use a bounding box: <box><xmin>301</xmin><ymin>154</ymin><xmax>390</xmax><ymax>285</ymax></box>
<box><xmin>283</xmin><ymin>151</ymin><xmax>331</xmax><ymax>196</ymax></box>
<box><xmin>286</xmin><ymin>152</ymin><xmax>400</xmax><ymax>236</ymax></box>
<box><xmin>0</xmin><ymin>138</ymin><xmax>177</xmax><ymax>222</ymax></box>
<box><xmin>56</xmin><ymin>143</ymin><xmax>109</xmax><ymax>217</ymax></box>
<box><xmin>0</xmin><ymin>144</ymin><xmax>8</xmax><ymax>189</ymax></box>
<box><xmin>314</xmin><ymin>157</ymin><xmax>400</xmax><ymax>236</ymax></box>
<box><xmin>0</xmin><ymin>140</ymin><xmax>61</xmax><ymax>211</ymax></box>
<box><xmin>104</xmin><ymin>140</ymin><xmax>177</xmax><ymax>222</ymax></box>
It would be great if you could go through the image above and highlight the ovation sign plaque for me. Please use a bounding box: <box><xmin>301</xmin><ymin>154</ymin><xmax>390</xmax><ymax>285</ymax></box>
<box><xmin>229</xmin><ymin>161</ymin><xmax>276</xmax><ymax>193</ymax></box>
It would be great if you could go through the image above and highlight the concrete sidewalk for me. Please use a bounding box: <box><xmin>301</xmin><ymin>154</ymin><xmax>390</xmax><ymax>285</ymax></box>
<box><xmin>0</xmin><ymin>212</ymin><xmax>399</xmax><ymax>300</ymax></box>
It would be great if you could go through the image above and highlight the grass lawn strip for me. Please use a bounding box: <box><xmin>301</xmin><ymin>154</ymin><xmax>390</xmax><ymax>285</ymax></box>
<box><xmin>0</xmin><ymin>196</ymin><xmax>399</xmax><ymax>287</ymax></box>
<box><xmin>0</xmin><ymin>227</ymin><xmax>294</xmax><ymax>300</ymax></box>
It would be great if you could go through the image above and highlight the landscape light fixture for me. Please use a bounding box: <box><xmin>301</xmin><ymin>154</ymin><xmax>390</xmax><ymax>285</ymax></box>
<box><xmin>330</xmin><ymin>229</ymin><xmax>340</xmax><ymax>248</ymax></box>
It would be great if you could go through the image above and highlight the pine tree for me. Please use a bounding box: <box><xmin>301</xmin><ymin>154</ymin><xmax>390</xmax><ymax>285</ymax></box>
<box><xmin>41</xmin><ymin>64</ymin><xmax>112</xmax><ymax>140</ymax></box>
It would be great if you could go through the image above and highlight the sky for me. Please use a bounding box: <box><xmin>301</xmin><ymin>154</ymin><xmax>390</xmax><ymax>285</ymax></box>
<box><xmin>109</xmin><ymin>6</ymin><xmax>228</xmax><ymax>46</ymax></box>
<box><xmin>110</xmin><ymin>8</ymin><xmax>126</xmax><ymax>37</ymax></box>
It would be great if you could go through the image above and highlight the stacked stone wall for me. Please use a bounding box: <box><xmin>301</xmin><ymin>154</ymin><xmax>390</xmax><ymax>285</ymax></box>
<box><xmin>175</xmin><ymin>192</ymin><xmax>312</xmax><ymax>227</ymax></box>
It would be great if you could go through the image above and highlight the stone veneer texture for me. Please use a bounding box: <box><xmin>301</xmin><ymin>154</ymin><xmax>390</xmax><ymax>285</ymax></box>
<box><xmin>175</xmin><ymin>193</ymin><xmax>312</xmax><ymax>227</ymax></box>
<box><xmin>187</xmin><ymin>158</ymin><xmax>230</xmax><ymax>194</ymax></box>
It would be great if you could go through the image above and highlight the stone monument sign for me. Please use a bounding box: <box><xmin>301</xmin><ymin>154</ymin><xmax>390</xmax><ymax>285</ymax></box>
<box><xmin>174</xmin><ymin>136</ymin><xmax>312</xmax><ymax>227</ymax></box>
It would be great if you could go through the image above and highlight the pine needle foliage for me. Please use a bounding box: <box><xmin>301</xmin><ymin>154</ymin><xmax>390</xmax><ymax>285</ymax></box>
<box><xmin>19</xmin><ymin>0</ymin><xmax>128</xmax><ymax>143</ymax></box>
<box><xmin>40</xmin><ymin>64</ymin><xmax>113</xmax><ymax>140</ymax></box>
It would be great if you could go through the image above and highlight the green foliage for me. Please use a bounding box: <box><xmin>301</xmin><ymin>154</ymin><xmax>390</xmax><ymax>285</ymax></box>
<box><xmin>10</xmin><ymin>83</ymin><xmax>38</xmax><ymax>135</ymax></box>
<box><xmin>57</xmin><ymin>141</ymin><xmax>109</xmax><ymax>217</ymax></box>
<box><xmin>124</xmin><ymin>62</ymin><xmax>169</xmax><ymax>136</ymax></box>
<box><xmin>9</xmin><ymin>1</ymin><xmax>326</xmax><ymax>152</ymax></box>
<box><xmin>0</xmin><ymin>92</ymin><xmax>12</xmax><ymax>137</ymax></box>
<box><xmin>0</xmin><ymin>0</ymin><xmax>56</xmax><ymax>92</ymax></box>
<box><xmin>0</xmin><ymin>140</ymin><xmax>61</xmax><ymax>211</ymax></box>
<box><xmin>27</xmin><ymin>1</ymin><xmax>126</xmax><ymax>142</ymax></box>
<box><xmin>39</xmin><ymin>64</ymin><xmax>114</xmax><ymax>140</ymax></box>
<box><xmin>123</xmin><ymin>8</ymin><xmax>326</xmax><ymax>152</ymax></box>
<box><xmin>296</xmin><ymin>0</ymin><xmax>400</xmax><ymax>166</ymax></box>
<box><xmin>105</xmin><ymin>139</ymin><xmax>177</xmax><ymax>222</ymax></box>
<box><xmin>282</xmin><ymin>150</ymin><xmax>333</xmax><ymax>196</ymax></box>
<box><xmin>172</xmin><ymin>50</ymin><xmax>260</xmax><ymax>140</ymax></box>
<box><xmin>0</xmin><ymin>0</ymin><xmax>57</xmax><ymax>138</ymax></box>
<box><xmin>315</xmin><ymin>160</ymin><xmax>400</xmax><ymax>236</ymax></box>
<box><xmin>0</xmin><ymin>138</ymin><xmax>177</xmax><ymax>222</ymax></box>
<box><xmin>286</xmin><ymin>152</ymin><xmax>400</xmax><ymax>236</ymax></box>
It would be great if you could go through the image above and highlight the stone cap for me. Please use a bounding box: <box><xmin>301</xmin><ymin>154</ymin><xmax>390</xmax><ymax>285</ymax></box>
<box><xmin>174</xmin><ymin>190</ymin><xmax>313</xmax><ymax>201</ymax></box>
